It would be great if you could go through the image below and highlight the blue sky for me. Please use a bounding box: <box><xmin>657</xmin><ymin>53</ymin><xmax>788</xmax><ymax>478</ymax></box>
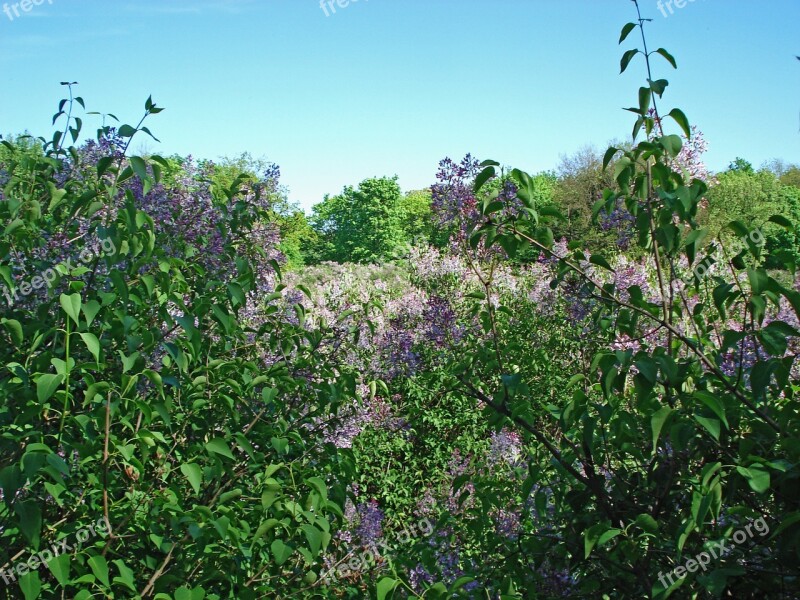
<box><xmin>1</xmin><ymin>0</ymin><xmax>798</xmax><ymax>211</ymax></box>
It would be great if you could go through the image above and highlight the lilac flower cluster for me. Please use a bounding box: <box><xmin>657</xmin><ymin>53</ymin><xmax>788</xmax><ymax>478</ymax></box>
<box><xmin>422</xmin><ymin>295</ymin><xmax>464</xmax><ymax>347</ymax></box>
<box><xmin>0</xmin><ymin>166</ymin><xmax>10</xmax><ymax>199</ymax></box>
<box><xmin>409</xmin><ymin>529</ymin><xmax>479</xmax><ymax>594</ymax></box>
<box><xmin>354</xmin><ymin>500</ymin><xmax>385</xmax><ymax>546</ymax></box>
<box><xmin>598</xmin><ymin>200</ymin><xmax>636</xmax><ymax>249</ymax></box>
<box><xmin>319</xmin><ymin>383</ymin><xmax>409</xmax><ymax>450</ymax></box>
<box><xmin>672</xmin><ymin>126</ymin><xmax>715</xmax><ymax>185</ymax></box>
<box><xmin>430</xmin><ymin>154</ymin><xmax>482</xmax><ymax>231</ymax></box>
<box><xmin>487</xmin><ymin>429</ymin><xmax>523</xmax><ymax>468</ymax></box>
<box><xmin>645</xmin><ymin>111</ymin><xmax>715</xmax><ymax>185</ymax></box>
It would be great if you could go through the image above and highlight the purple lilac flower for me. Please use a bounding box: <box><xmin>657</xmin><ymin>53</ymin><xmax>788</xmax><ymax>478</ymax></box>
<box><xmin>487</xmin><ymin>429</ymin><xmax>523</xmax><ymax>467</ymax></box>
<box><xmin>354</xmin><ymin>500</ymin><xmax>384</xmax><ymax>547</ymax></box>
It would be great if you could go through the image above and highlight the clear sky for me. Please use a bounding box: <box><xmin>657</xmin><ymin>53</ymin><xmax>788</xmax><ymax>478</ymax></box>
<box><xmin>1</xmin><ymin>0</ymin><xmax>798</xmax><ymax>211</ymax></box>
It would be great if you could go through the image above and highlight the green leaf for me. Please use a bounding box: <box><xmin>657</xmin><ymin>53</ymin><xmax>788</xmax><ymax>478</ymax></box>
<box><xmin>180</xmin><ymin>463</ymin><xmax>203</xmax><ymax>495</ymax></box>
<box><xmin>635</xmin><ymin>514</ymin><xmax>659</xmax><ymax>534</ymax></box>
<box><xmin>598</xmin><ymin>528</ymin><xmax>622</xmax><ymax>548</ymax></box>
<box><xmin>129</xmin><ymin>156</ymin><xmax>148</xmax><ymax>183</ymax></box>
<box><xmin>219</xmin><ymin>489</ymin><xmax>242</xmax><ymax>504</ymax></box>
<box><xmin>1</xmin><ymin>318</ymin><xmax>23</xmax><ymax>346</ymax></box>
<box><xmin>619</xmin><ymin>22</ymin><xmax>636</xmax><ymax>44</ymax></box>
<box><xmin>589</xmin><ymin>255</ymin><xmax>615</xmax><ymax>272</ymax></box>
<box><xmin>649</xmin><ymin>78</ymin><xmax>669</xmax><ymax>97</ymax></box>
<box><xmin>306</xmin><ymin>476</ymin><xmax>327</xmax><ymax>499</ymax></box>
<box><xmin>694</xmin><ymin>391</ymin><xmax>729</xmax><ymax>429</ymax></box>
<box><xmin>619</xmin><ymin>50</ymin><xmax>639</xmax><ymax>73</ymax></box>
<box><xmin>603</xmin><ymin>147</ymin><xmax>619</xmax><ymax>170</ymax></box>
<box><xmin>694</xmin><ymin>416</ymin><xmax>721</xmax><ymax>441</ymax></box>
<box><xmin>19</xmin><ymin>570</ymin><xmax>41</xmax><ymax>600</ymax></box>
<box><xmin>227</xmin><ymin>283</ymin><xmax>245</xmax><ymax>308</ymax></box>
<box><xmin>271</xmin><ymin>437</ymin><xmax>289</xmax><ymax>455</ymax></box>
<box><xmin>655</xmin><ymin>47</ymin><xmax>677</xmax><ymax>69</ymax></box>
<box><xmin>584</xmin><ymin>523</ymin><xmax>606</xmax><ymax>558</ymax></box>
<box><xmin>174</xmin><ymin>588</ymin><xmax>193</xmax><ymax>600</ymax></box>
<box><xmin>47</xmin><ymin>552</ymin><xmax>71</xmax><ymax>586</ymax></box>
<box><xmin>620</xmin><ymin>49</ymin><xmax>639</xmax><ymax>73</ymax></box>
<box><xmin>48</xmin><ymin>186</ymin><xmax>67</xmax><ymax>211</ymax></box>
<box><xmin>759</xmin><ymin>321</ymin><xmax>799</xmax><ymax>356</ymax></box>
<box><xmin>59</xmin><ymin>293</ymin><xmax>81</xmax><ymax>326</ymax></box>
<box><xmin>253</xmin><ymin>518</ymin><xmax>281</xmax><ymax>543</ymax></box>
<box><xmin>4</xmin><ymin>218</ymin><xmax>25</xmax><ymax>235</ymax></box>
<box><xmin>483</xmin><ymin>201</ymin><xmax>504</xmax><ymax>215</ymax></box>
<box><xmin>78</xmin><ymin>333</ymin><xmax>101</xmax><ymax>363</ymax></box>
<box><xmin>117</xmin><ymin>124</ymin><xmax>137</xmax><ymax>137</ymax></box>
<box><xmin>118</xmin><ymin>351</ymin><xmax>140</xmax><ymax>374</ymax></box>
<box><xmin>164</xmin><ymin>343</ymin><xmax>188</xmax><ymax>373</ymax></box>
<box><xmin>769</xmin><ymin>214</ymin><xmax>794</xmax><ymax>230</ymax></box>
<box><xmin>377</xmin><ymin>577</ymin><xmax>399</xmax><ymax>600</ymax></box>
<box><xmin>212</xmin><ymin>516</ymin><xmax>230</xmax><ymax>539</ymax></box>
<box><xmin>474</xmin><ymin>166</ymin><xmax>495</xmax><ymax>193</ymax></box>
<box><xmin>747</xmin><ymin>268</ymin><xmax>768</xmax><ymax>295</ymax></box>
<box><xmin>737</xmin><ymin>466</ymin><xmax>770</xmax><ymax>493</ymax></box>
<box><xmin>271</xmin><ymin>539</ymin><xmax>292</xmax><ymax>565</ymax></box>
<box><xmin>96</xmin><ymin>156</ymin><xmax>114</xmax><ymax>177</ymax></box>
<box><xmin>667</xmin><ymin>108</ymin><xmax>690</xmax><ymax>138</ymax></box>
<box><xmin>614</xmin><ymin>157</ymin><xmax>632</xmax><ymax>182</ymax></box>
<box><xmin>449</xmin><ymin>576</ymin><xmax>476</xmax><ymax>593</ymax></box>
<box><xmin>112</xmin><ymin>559</ymin><xmax>137</xmax><ymax>592</ymax></box>
<box><xmin>205</xmin><ymin>438</ymin><xmax>235</xmax><ymax>460</ymax></box>
<box><xmin>660</xmin><ymin>134</ymin><xmax>683</xmax><ymax>158</ymax></box>
<box><xmin>81</xmin><ymin>300</ymin><xmax>102</xmax><ymax>327</ymax></box>
<box><xmin>651</xmin><ymin>406</ymin><xmax>674</xmax><ymax>453</ymax></box>
<box><xmin>14</xmin><ymin>500</ymin><xmax>42</xmax><ymax>548</ymax></box>
<box><xmin>302</xmin><ymin>524</ymin><xmax>322</xmax><ymax>555</ymax></box>
<box><xmin>88</xmin><ymin>554</ymin><xmax>110</xmax><ymax>588</ymax></box>
<box><xmin>638</xmin><ymin>87</ymin><xmax>652</xmax><ymax>115</ymax></box>
<box><xmin>36</xmin><ymin>373</ymin><xmax>64</xmax><ymax>403</ymax></box>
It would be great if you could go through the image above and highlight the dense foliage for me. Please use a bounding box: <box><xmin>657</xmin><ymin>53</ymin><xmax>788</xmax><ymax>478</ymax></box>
<box><xmin>2</xmin><ymin>4</ymin><xmax>800</xmax><ymax>599</ymax></box>
<box><xmin>308</xmin><ymin>178</ymin><xmax>434</xmax><ymax>264</ymax></box>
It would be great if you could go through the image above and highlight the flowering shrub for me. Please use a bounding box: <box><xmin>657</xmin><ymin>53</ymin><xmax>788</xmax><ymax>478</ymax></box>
<box><xmin>0</xmin><ymin>95</ymin><xmax>359</xmax><ymax>598</ymax></box>
<box><xmin>3</xmin><ymin>6</ymin><xmax>800</xmax><ymax>599</ymax></box>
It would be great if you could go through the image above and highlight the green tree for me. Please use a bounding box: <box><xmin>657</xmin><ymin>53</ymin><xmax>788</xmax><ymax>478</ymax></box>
<box><xmin>702</xmin><ymin>168</ymin><xmax>783</xmax><ymax>237</ymax></box>
<box><xmin>550</xmin><ymin>146</ymin><xmax>621</xmax><ymax>251</ymax></box>
<box><xmin>701</xmin><ymin>169</ymin><xmax>800</xmax><ymax>268</ymax></box>
<box><xmin>397</xmin><ymin>189</ymin><xmax>433</xmax><ymax>245</ymax></box>
<box><xmin>781</xmin><ymin>166</ymin><xmax>800</xmax><ymax>189</ymax></box>
<box><xmin>728</xmin><ymin>156</ymin><xmax>754</xmax><ymax>173</ymax></box>
<box><xmin>765</xmin><ymin>184</ymin><xmax>800</xmax><ymax>268</ymax></box>
<box><xmin>309</xmin><ymin>176</ymin><xmax>407</xmax><ymax>263</ymax></box>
